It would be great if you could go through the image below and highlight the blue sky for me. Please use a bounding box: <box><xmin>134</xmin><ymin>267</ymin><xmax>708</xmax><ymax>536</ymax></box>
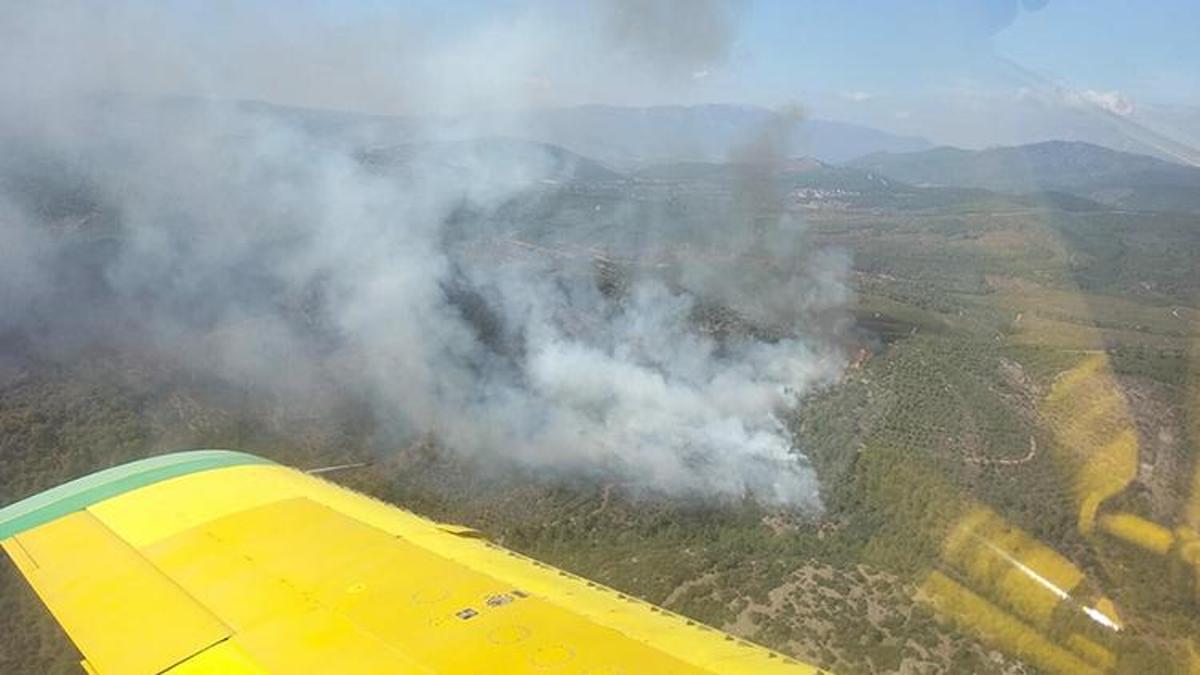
<box><xmin>10</xmin><ymin>1</ymin><xmax>1198</xmax><ymax>148</ymax></box>
<box><xmin>345</xmin><ymin>0</ymin><xmax>1199</xmax><ymax>146</ymax></box>
<box><xmin>692</xmin><ymin>0</ymin><xmax>1200</xmax><ymax>145</ymax></box>
<box><xmin>731</xmin><ymin>0</ymin><xmax>1199</xmax><ymax>105</ymax></box>
<box><xmin>995</xmin><ymin>0</ymin><xmax>1200</xmax><ymax>104</ymax></box>
<box><xmin>375</xmin><ymin>0</ymin><xmax>1199</xmax><ymax>108</ymax></box>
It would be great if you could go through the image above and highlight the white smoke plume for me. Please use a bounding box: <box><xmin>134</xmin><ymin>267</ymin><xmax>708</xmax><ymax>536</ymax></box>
<box><xmin>0</xmin><ymin>2</ymin><xmax>849</xmax><ymax>507</ymax></box>
<box><xmin>598</xmin><ymin>0</ymin><xmax>748</xmax><ymax>80</ymax></box>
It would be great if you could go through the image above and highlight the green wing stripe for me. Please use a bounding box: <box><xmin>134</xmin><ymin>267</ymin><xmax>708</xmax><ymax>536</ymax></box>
<box><xmin>0</xmin><ymin>450</ymin><xmax>273</xmax><ymax>539</ymax></box>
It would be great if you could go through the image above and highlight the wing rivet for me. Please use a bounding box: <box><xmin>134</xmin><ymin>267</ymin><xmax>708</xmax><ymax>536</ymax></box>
<box><xmin>485</xmin><ymin>593</ymin><xmax>514</xmax><ymax>607</ymax></box>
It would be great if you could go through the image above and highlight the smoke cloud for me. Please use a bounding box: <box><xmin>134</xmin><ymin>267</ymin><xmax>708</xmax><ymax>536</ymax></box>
<box><xmin>598</xmin><ymin>0</ymin><xmax>747</xmax><ymax>79</ymax></box>
<box><xmin>0</xmin><ymin>2</ymin><xmax>848</xmax><ymax>507</ymax></box>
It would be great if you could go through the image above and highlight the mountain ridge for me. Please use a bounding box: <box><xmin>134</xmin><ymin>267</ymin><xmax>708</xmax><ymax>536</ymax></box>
<box><xmin>847</xmin><ymin>140</ymin><xmax>1200</xmax><ymax>212</ymax></box>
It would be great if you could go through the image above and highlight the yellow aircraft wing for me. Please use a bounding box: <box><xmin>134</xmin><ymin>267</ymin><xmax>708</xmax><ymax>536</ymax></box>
<box><xmin>0</xmin><ymin>450</ymin><xmax>820</xmax><ymax>674</ymax></box>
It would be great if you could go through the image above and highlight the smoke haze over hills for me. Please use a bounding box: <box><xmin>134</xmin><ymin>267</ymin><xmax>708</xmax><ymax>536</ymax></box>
<box><xmin>0</xmin><ymin>2</ymin><xmax>852</xmax><ymax>506</ymax></box>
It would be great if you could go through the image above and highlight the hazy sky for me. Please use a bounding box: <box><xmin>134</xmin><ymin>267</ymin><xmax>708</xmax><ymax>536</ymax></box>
<box><xmin>376</xmin><ymin>0</ymin><xmax>1200</xmax><ymax>107</ymax></box>
<box><xmin>742</xmin><ymin>1</ymin><xmax>1197</xmax><ymax>104</ymax></box>
<box><xmin>6</xmin><ymin>1</ymin><xmax>1198</xmax><ymax>146</ymax></box>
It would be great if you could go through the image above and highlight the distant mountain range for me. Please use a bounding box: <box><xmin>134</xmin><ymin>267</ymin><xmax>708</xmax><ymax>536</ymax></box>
<box><xmin>232</xmin><ymin>100</ymin><xmax>933</xmax><ymax>169</ymax></box>
<box><xmin>11</xmin><ymin>97</ymin><xmax>1200</xmax><ymax>223</ymax></box>
<box><xmin>847</xmin><ymin>140</ymin><xmax>1200</xmax><ymax>213</ymax></box>
<box><xmin>468</xmin><ymin>105</ymin><xmax>933</xmax><ymax>168</ymax></box>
